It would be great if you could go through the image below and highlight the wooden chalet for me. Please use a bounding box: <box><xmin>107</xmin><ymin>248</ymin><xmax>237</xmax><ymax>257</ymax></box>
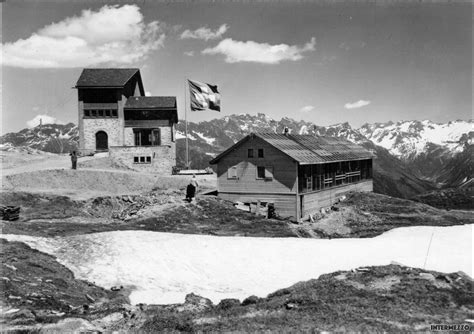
<box><xmin>209</xmin><ymin>132</ymin><xmax>375</xmax><ymax>221</ymax></box>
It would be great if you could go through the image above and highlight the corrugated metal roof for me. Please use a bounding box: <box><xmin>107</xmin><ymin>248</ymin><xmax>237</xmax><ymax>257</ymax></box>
<box><xmin>210</xmin><ymin>133</ymin><xmax>374</xmax><ymax>165</ymax></box>
<box><xmin>124</xmin><ymin>96</ymin><xmax>176</xmax><ymax>109</ymax></box>
<box><xmin>76</xmin><ymin>68</ymin><xmax>139</xmax><ymax>87</ymax></box>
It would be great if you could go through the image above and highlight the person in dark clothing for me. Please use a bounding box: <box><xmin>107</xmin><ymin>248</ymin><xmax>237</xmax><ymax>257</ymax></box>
<box><xmin>186</xmin><ymin>175</ymin><xmax>198</xmax><ymax>202</ymax></box>
<box><xmin>70</xmin><ymin>151</ymin><xmax>78</xmax><ymax>170</ymax></box>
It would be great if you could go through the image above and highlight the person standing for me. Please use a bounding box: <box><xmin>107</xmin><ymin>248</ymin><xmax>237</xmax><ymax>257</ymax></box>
<box><xmin>186</xmin><ymin>174</ymin><xmax>199</xmax><ymax>202</ymax></box>
<box><xmin>70</xmin><ymin>151</ymin><xmax>78</xmax><ymax>170</ymax></box>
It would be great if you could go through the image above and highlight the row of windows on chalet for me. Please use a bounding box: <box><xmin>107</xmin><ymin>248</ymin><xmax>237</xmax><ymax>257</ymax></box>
<box><xmin>84</xmin><ymin>109</ymin><xmax>118</xmax><ymax>118</ymax></box>
<box><xmin>227</xmin><ymin>159</ymin><xmax>372</xmax><ymax>191</ymax></box>
<box><xmin>298</xmin><ymin>159</ymin><xmax>373</xmax><ymax>193</ymax></box>
<box><xmin>248</xmin><ymin>148</ymin><xmax>264</xmax><ymax>158</ymax></box>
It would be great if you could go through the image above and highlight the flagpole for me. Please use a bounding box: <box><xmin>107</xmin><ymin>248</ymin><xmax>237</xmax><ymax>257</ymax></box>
<box><xmin>184</xmin><ymin>79</ymin><xmax>189</xmax><ymax>169</ymax></box>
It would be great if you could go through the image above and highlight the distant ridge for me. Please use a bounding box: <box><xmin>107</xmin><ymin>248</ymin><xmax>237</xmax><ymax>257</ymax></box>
<box><xmin>1</xmin><ymin>115</ymin><xmax>471</xmax><ymax>199</ymax></box>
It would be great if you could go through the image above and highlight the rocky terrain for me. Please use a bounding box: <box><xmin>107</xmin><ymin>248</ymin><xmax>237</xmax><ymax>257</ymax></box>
<box><xmin>1</xmin><ymin>190</ymin><xmax>472</xmax><ymax>240</ymax></box>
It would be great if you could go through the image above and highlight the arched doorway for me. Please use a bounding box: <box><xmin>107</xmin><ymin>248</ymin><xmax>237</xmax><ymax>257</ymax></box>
<box><xmin>95</xmin><ymin>131</ymin><xmax>108</xmax><ymax>151</ymax></box>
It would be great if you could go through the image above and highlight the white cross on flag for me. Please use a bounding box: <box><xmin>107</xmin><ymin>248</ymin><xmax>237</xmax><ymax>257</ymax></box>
<box><xmin>188</xmin><ymin>79</ymin><xmax>220</xmax><ymax>111</ymax></box>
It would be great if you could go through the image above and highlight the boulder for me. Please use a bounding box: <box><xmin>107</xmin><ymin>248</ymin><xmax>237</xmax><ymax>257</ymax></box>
<box><xmin>176</xmin><ymin>293</ymin><xmax>213</xmax><ymax>312</ymax></box>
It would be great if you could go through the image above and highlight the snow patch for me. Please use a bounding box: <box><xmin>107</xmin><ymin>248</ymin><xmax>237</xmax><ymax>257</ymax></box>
<box><xmin>2</xmin><ymin>224</ymin><xmax>471</xmax><ymax>305</ymax></box>
<box><xmin>176</xmin><ymin>132</ymin><xmax>197</xmax><ymax>140</ymax></box>
<box><xmin>299</xmin><ymin>125</ymin><xmax>308</xmax><ymax>135</ymax></box>
<box><xmin>195</xmin><ymin>132</ymin><xmax>215</xmax><ymax>145</ymax></box>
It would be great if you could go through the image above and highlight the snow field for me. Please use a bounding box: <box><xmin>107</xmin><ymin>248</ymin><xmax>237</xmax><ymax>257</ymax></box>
<box><xmin>2</xmin><ymin>224</ymin><xmax>471</xmax><ymax>305</ymax></box>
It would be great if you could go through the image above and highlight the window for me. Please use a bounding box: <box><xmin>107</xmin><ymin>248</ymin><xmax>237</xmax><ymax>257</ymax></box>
<box><xmin>228</xmin><ymin>166</ymin><xmax>238</xmax><ymax>179</ymax></box>
<box><xmin>134</xmin><ymin>128</ymin><xmax>161</xmax><ymax>146</ymax></box>
<box><xmin>258</xmin><ymin>149</ymin><xmax>264</xmax><ymax>158</ymax></box>
<box><xmin>248</xmin><ymin>149</ymin><xmax>254</xmax><ymax>158</ymax></box>
<box><xmin>83</xmin><ymin>109</ymin><xmax>118</xmax><ymax>118</ymax></box>
<box><xmin>133</xmin><ymin>156</ymin><xmax>152</xmax><ymax>164</ymax></box>
<box><xmin>256</xmin><ymin>166</ymin><xmax>273</xmax><ymax>180</ymax></box>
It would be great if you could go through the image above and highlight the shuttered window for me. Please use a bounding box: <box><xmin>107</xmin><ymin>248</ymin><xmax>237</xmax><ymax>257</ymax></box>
<box><xmin>257</xmin><ymin>166</ymin><xmax>274</xmax><ymax>180</ymax></box>
<box><xmin>228</xmin><ymin>166</ymin><xmax>238</xmax><ymax>179</ymax></box>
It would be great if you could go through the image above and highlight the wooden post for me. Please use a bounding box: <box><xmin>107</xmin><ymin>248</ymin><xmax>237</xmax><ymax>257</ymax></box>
<box><xmin>256</xmin><ymin>200</ymin><xmax>260</xmax><ymax>216</ymax></box>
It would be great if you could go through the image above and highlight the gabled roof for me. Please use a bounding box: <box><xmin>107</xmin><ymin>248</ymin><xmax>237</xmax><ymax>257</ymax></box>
<box><xmin>124</xmin><ymin>96</ymin><xmax>176</xmax><ymax>109</ymax></box>
<box><xmin>75</xmin><ymin>68</ymin><xmax>140</xmax><ymax>87</ymax></box>
<box><xmin>209</xmin><ymin>133</ymin><xmax>374</xmax><ymax>165</ymax></box>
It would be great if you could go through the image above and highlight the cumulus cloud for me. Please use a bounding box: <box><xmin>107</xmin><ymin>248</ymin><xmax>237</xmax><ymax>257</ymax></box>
<box><xmin>2</xmin><ymin>5</ymin><xmax>165</xmax><ymax>68</ymax></box>
<box><xmin>180</xmin><ymin>24</ymin><xmax>228</xmax><ymax>41</ymax></box>
<box><xmin>300</xmin><ymin>105</ymin><xmax>315</xmax><ymax>113</ymax></box>
<box><xmin>202</xmin><ymin>37</ymin><xmax>316</xmax><ymax>64</ymax></box>
<box><xmin>344</xmin><ymin>100</ymin><xmax>371</xmax><ymax>109</ymax></box>
<box><xmin>184</xmin><ymin>51</ymin><xmax>194</xmax><ymax>57</ymax></box>
<box><xmin>145</xmin><ymin>91</ymin><xmax>152</xmax><ymax>96</ymax></box>
<box><xmin>27</xmin><ymin>115</ymin><xmax>63</xmax><ymax>128</ymax></box>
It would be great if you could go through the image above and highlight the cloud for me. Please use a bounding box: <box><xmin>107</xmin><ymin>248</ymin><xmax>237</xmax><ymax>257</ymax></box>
<box><xmin>344</xmin><ymin>100</ymin><xmax>371</xmax><ymax>109</ymax></box>
<box><xmin>27</xmin><ymin>114</ymin><xmax>63</xmax><ymax>128</ymax></box>
<box><xmin>202</xmin><ymin>37</ymin><xmax>316</xmax><ymax>64</ymax></box>
<box><xmin>2</xmin><ymin>5</ymin><xmax>165</xmax><ymax>68</ymax></box>
<box><xmin>184</xmin><ymin>51</ymin><xmax>194</xmax><ymax>57</ymax></box>
<box><xmin>180</xmin><ymin>24</ymin><xmax>228</xmax><ymax>41</ymax></box>
<box><xmin>145</xmin><ymin>91</ymin><xmax>152</xmax><ymax>96</ymax></box>
<box><xmin>300</xmin><ymin>105</ymin><xmax>315</xmax><ymax>113</ymax></box>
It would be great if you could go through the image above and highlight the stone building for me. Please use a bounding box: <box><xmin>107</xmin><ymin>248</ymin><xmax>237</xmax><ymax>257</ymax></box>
<box><xmin>75</xmin><ymin>68</ymin><xmax>177</xmax><ymax>173</ymax></box>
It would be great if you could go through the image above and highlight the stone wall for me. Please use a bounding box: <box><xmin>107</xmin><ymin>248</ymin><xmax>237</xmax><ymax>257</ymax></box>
<box><xmin>82</xmin><ymin>118</ymin><xmax>124</xmax><ymax>151</ymax></box>
<box><xmin>109</xmin><ymin>145</ymin><xmax>176</xmax><ymax>174</ymax></box>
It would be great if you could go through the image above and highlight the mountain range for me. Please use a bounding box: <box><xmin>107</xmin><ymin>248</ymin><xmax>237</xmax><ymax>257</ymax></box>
<box><xmin>1</xmin><ymin>115</ymin><xmax>471</xmax><ymax>200</ymax></box>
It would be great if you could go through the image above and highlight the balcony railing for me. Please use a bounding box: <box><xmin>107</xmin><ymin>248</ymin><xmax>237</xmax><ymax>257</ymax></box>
<box><xmin>300</xmin><ymin>170</ymin><xmax>370</xmax><ymax>193</ymax></box>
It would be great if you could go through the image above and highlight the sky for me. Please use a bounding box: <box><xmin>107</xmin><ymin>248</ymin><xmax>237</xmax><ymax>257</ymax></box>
<box><xmin>1</xmin><ymin>1</ymin><xmax>472</xmax><ymax>134</ymax></box>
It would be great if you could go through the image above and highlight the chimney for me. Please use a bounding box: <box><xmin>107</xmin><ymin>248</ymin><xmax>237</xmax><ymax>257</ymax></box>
<box><xmin>284</xmin><ymin>127</ymin><xmax>289</xmax><ymax>136</ymax></box>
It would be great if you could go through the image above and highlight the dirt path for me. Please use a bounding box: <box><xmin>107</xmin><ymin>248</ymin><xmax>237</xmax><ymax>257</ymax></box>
<box><xmin>1</xmin><ymin>152</ymin><xmax>102</xmax><ymax>176</ymax></box>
